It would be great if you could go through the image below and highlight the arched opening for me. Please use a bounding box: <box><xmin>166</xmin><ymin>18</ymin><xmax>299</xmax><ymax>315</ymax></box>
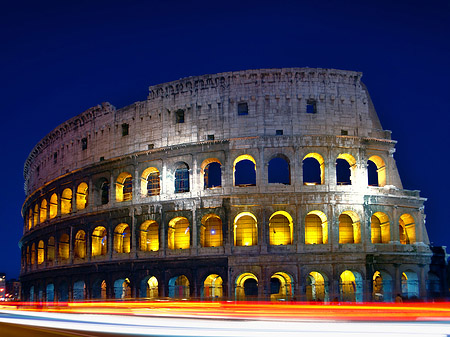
<box><xmin>368</xmin><ymin>155</ymin><xmax>386</xmax><ymax>187</ymax></box>
<box><xmin>140</xmin><ymin>276</ymin><xmax>159</xmax><ymax>298</ymax></box>
<box><xmin>168</xmin><ymin>217</ymin><xmax>190</xmax><ymax>250</ymax></box>
<box><xmin>235</xmin><ymin>273</ymin><xmax>258</xmax><ymax>300</ymax></box>
<box><xmin>61</xmin><ymin>188</ymin><xmax>72</xmax><ymax>214</ymax></box>
<box><xmin>402</xmin><ymin>271</ymin><xmax>419</xmax><ymax>299</ymax></box>
<box><xmin>203</xmin><ymin>274</ymin><xmax>223</xmax><ymax>299</ymax></box>
<box><xmin>372</xmin><ymin>270</ymin><xmax>393</xmax><ymax>302</ymax></box>
<box><xmin>33</xmin><ymin>204</ymin><xmax>39</xmax><ymax>225</ymax></box>
<box><xmin>303</xmin><ymin>153</ymin><xmax>325</xmax><ymax>185</ymax></box>
<box><xmin>58</xmin><ymin>281</ymin><xmax>69</xmax><ymax>302</ymax></box>
<box><xmin>28</xmin><ymin>209</ymin><xmax>33</xmax><ymax>229</ymax></box>
<box><xmin>46</xmin><ymin>284</ymin><xmax>54</xmax><ymax>302</ymax></box>
<box><xmin>269</xmin><ymin>211</ymin><xmax>293</xmax><ymax>245</ymax></box>
<box><xmin>168</xmin><ymin>275</ymin><xmax>190</xmax><ymax>298</ymax></box>
<box><xmin>427</xmin><ymin>272</ymin><xmax>441</xmax><ymax>300</ymax></box>
<box><xmin>49</xmin><ymin>193</ymin><xmax>58</xmax><ymax>219</ymax></box>
<box><xmin>92</xmin><ymin>279</ymin><xmax>107</xmax><ymax>299</ymax></box>
<box><xmin>73</xmin><ymin>280</ymin><xmax>85</xmax><ymax>300</ymax></box>
<box><xmin>305</xmin><ymin>210</ymin><xmax>328</xmax><ymax>244</ymax></box>
<box><xmin>339</xmin><ymin>270</ymin><xmax>363</xmax><ymax>302</ymax></box>
<box><xmin>76</xmin><ymin>182</ymin><xmax>88</xmax><ymax>210</ymax></box>
<box><xmin>139</xmin><ymin>220</ymin><xmax>159</xmax><ymax>251</ymax></box>
<box><xmin>92</xmin><ymin>226</ymin><xmax>107</xmax><ymax>256</ymax></box>
<box><xmin>74</xmin><ymin>230</ymin><xmax>86</xmax><ymax>259</ymax></box>
<box><xmin>234</xmin><ymin>155</ymin><xmax>256</xmax><ymax>186</ymax></box>
<box><xmin>26</xmin><ymin>246</ymin><xmax>30</xmax><ymax>266</ymax></box>
<box><xmin>97</xmin><ymin>178</ymin><xmax>109</xmax><ymax>205</ymax></box>
<box><xmin>306</xmin><ymin>271</ymin><xmax>329</xmax><ymax>302</ymax></box>
<box><xmin>47</xmin><ymin>237</ymin><xmax>55</xmax><ymax>263</ymax></box>
<box><xmin>141</xmin><ymin>167</ymin><xmax>160</xmax><ymax>196</ymax></box>
<box><xmin>30</xmin><ymin>243</ymin><xmax>36</xmax><ymax>265</ymax></box>
<box><xmin>114</xmin><ymin>223</ymin><xmax>131</xmax><ymax>253</ymax></box>
<box><xmin>29</xmin><ymin>286</ymin><xmax>34</xmax><ymax>301</ymax></box>
<box><xmin>202</xmin><ymin>159</ymin><xmax>222</xmax><ymax>189</ymax></box>
<box><xmin>336</xmin><ymin>154</ymin><xmax>356</xmax><ymax>185</ymax></box>
<box><xmin>270</xmin><ymin>272</ymin><xmax>294</xmax><ymax>301</ymax></box>
<box><xmin>40</xmin><ymin>199</ymin><xmax>47</xmax><ymax>223</ymax></box>
<box><xmin>200</xmin><ymin>214</ymin><xmax>223</xmax><ymax>247</ymax></box>
<box><xmin>116</xmin><ymin>172</ymin><xmax>132</xmax><ymax>202</ymax></box>
<box><xmin>37</xmin><ymin>240</ymin><xmax>44</xmax><ymax>265</ymax></box>
<box><xmin>339</xmin><ymin>211</ymin><xmax>361</xmax><ymax>244</ymax></box>
<box><xmin>174</xmin><ymin>163</ymin><xmax>189</xmax><ymax>193</ymax></box>
<box><xmin>58</xmin><ymin>234</ymin><xmax>69</xmax><ymax>260</ymax></box>
<box><xmin>114</xmin><ymin>278</ymin><xmax>131</xmax><ymax>299</ymax></box>
<box><xmin>399</xmin><ymin>214</ymin><xmax>416</xmax><ymax>244</ymax></box>
<box><xmin>371</xmin><ymin>212</ymin><xmax>390</xmax><ymax>244</ymax></box>
<box><xmin>268</xmin><ymin>156</ymin><xmax>290</xmax><ymax>185</ymax></box>
<box><xmin>234</xmin><ymin>212</ymin><xmax>258</xmax><ymax>246</ymax></box>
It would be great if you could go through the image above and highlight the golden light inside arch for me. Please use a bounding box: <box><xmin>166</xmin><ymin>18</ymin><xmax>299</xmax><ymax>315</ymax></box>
<box><xmin>305</xmin><ymin>210</ymin><xmax>328</xmax><ymax>244</ymax></box>
<box><xmin>337</xmin><ymin>153</ymin><xmax>357</xmax><ymax>166</ymax></box>
<box><xmin>140</xmin><ymin>167</ymin><xmax>159</xmax><ymax>196</ymax></box>
<box><xmin>200</xmin><ymin>158</ymin><xmax>222</xmax><ymax>174</ymax></box>
<box><xmin>234</xmin><ymin>212</ymin><xmax>258</xmax><ymax>247</ymax></box>
<box><xmin>269</xmin><ymin>211</ymin><xmax>293</xmax><ymax>245</ymax></box>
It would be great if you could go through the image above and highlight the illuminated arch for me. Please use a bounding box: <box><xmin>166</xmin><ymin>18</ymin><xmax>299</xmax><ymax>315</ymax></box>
<box><xmin>114</xmin><ymin>223</ymin><xmax>131</xmax><ymax>253</ymax></box>
<box><xmin>140</xmin><ymin>220</ymin><xmax>159</xmax><ymax>251</ymax></box>
<box><xmin>203</xmin><ymin>274</ymin><xmax>223</xmax><ymax>298</ymax></box>
<box><xmin>270</xmin><ymin>272</ymin><xmax>294</xmax><ymax>301</ymax></box>
<box><xmin>269</xmin><ymin>211</ymin><xmax>293</xmax><ymax>245</ymax></box>
<box><xmin>235</xmin><ymin>273</ymin><xmax>258</xmax><ymax>300</ymax></box>
<box><xmin>336</xmin><ymin>153</ymin><xmax>356</xmax><ymax>185</ymax></box>
<box><xmin>33</xmin><ymin>204</ymin><xmax>39</xmax><ymax>225</ymax></box>
<box><xmin>47</xmin><ymin>237</ymin><xmax>55</xmax><ymax>262</ymax></box>
<box><xmin>201</xmin><ymin>158</ymin><xmax>222</xmax><ymax>189</ymax></box>
<box><xmin>114</xmin><ymin>278</ymin><xmax>131</xmax><ymax>299</ymax></box>
<box><xmin>92</xmin><ymin>226</ymin><xmax>107</xmax><ymax>256</ymax></box>
<box><xmin>37</xmin><ymin>240</ymin><xmax>44</xmax><ymax>265</ymax></box>
<box><xmin>399</xmin><ymin>214</ymin><xmax>416</xmax><ymax>244</ymax></box>
<box><xmin>402</xmin><ymin>270</ymin><xmax>419</xmax><ymax>299</ymax></box>
<box><xmin>303</xmin><ymin>153</ymin><xmax>325</xmax><ymax>185</ymax></box>
<box><xmin>74</xmin><ymin>230</ymin><xmax>86</xmax><ymax>259</ymax></box>
<box><xmin>367</xmin><ymin>155</ymin><xmax>386</xmax><ymax>187</ymax></box>
<box><xmin>373</xmin><ymin>270</ymin><xmax>393</xmax><ymax>302</ymax></box>
<box><xmin>92</xmin><ymin>279</ymin><xmax>107</xmax><ymax>299</ymax></box>
<box><xmin>30</xmin><ymin>243</ymin><xmax>36</xmax><ymax>265</ymax></box>
<box><xmin>168</xmin><ymin>217</ymin><xmax>190</xmax><ymax>250</ymax></box>
<box><xmin>116</xmin><ymin>172</ymin><xmax>132</xmax><ymax>202</ymax></box>
<box><xmin>339</xmin><ymin>270</ymin><xmax>363</xmax><ymax>302</ymax></box>
<box><xmin>306</xmin><ymin>271</ymin><xmax>329</xmax><ymax>302</ymax></box>
<box><xmin>39</xmin><ymin>199</ymin><xmax>47</xmax><ymax>223</ymax></box>
<box><xmin>58</xmin><ymin>233</ymin><xmax>70</xmax><ymax>260</ymax></box>
<box><xmin>140</xmin><ymin>276</ymin><xmax>159</xmax><ymax>298</ymax></box>
<box><xmin>76</xmin><ymin>182</ymin><xmax>88</xmax><ymax>210</ymax></box>
<box><xmin>305</xmin><ymin>210</ymin><xmax>328</xmax><ymax>244</ymax></box>
<box><xmin>141</xmin><ymin>167</ymin><xmax>160</xmax><ymax>196</ymax></box>
<box><xmin>371</xmin><ymin>212</ymin><xmax>390</xmax><ymax>244</ymax></box>
<box><xmin>174</xmin><ymin>162</ymin><xmax>189</xmax><ymax>193</ymax></box>
<box><xmin>339</xmin><ymin>211</ymin><xmax>361</xmax><ymax>244</ymax></box>
<box><xmin>49</xmin><ymin>193</ymin><xmax>58</xmax><ymax>219</ymax></box>
<box><xmin>28</xmin><ymin>208</ymin><xmax>32</xmax><ymax>230</ymax></box>
<box><xmin>169</xmin><ymin>275</ymin><xmax>190</xmax><ymax>298</ymax></box>
<box><xmin>61</xmin><ymin>188</ymin><xmax>72</xmax><ymax>214</ymax></box>
<box><xmin>200</xmin><ymin>213</ymin><xmax>223</xmax><ymax>247</ymax></box>
<box><xmin>233</xmin><ymin>154</ymin><xmax>256</xmax><ymax>186</ymax></box>
<box><xmin>234</xmin><ymin>212</ymin><xmax>258</xmax><ymax>246</ymax></box>
<box><xmin>268</xmin><ymin>155</ymin><xmax>290</xmax><ymax>185</ymax></box>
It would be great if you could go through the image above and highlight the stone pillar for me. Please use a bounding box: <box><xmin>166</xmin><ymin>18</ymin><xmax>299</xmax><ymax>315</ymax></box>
<box><xmin>391</xmin><ymin>206</ymin><xmax>400</xmax><ymax>243</ymax></box>
<box><xmin>72</xmin><ymin>183</ymin><xmax>77</xmax><ymax>213</ymax></box>
<box><xmin>394</xmin><ymin>264</ymin><xmax>401</xmax><ymax>297</ymax></box>
<box><xmin>110</xmin><ymin>172</ymin><xmax>116</xmax><ymax>204</ymax></box>
<box><xmin>419</xmin><ymin>264</ymin><xmax>427</xmax><ymax>299</ymax></box>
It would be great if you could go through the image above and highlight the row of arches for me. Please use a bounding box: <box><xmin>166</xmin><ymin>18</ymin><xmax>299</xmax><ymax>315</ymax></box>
<box><xmin>24</xmin><ymin>153</ymin><xmax>388</xmax><ymax>231</ymax></box>
<box><xmin>23</xmin><ymin>211</ymin><xmax>417</xmax><ymax>269</ymax></box>
<box><xmin>27</xmin><ymin>269</ymin><xmax>439</xmax><ymax>302</ymax></box>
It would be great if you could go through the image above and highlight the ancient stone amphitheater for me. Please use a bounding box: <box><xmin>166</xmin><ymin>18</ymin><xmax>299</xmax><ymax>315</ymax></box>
<box><xmin>20</xmin><ymin>68</ymin><xmax>440</xmax><ymax>302</ymax></box>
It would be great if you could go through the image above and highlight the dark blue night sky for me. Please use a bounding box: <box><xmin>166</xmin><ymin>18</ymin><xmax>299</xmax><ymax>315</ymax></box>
<box><xmin>1</xmin><ymin>0</ymin><xmax>449</xmax><ymax>279</ymax></box>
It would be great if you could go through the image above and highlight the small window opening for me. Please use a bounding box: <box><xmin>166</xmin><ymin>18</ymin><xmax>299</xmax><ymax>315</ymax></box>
<box><xmin>306</xmin><ymin>99</ymin><xmax>317</xmax><ymax>114</ymax></box>
<box><xmin>175</xmin><ymin>109</ymin><xmax>185</xmax><ymax>123</ymax></box>
<box><xmin>122</xmin><ymin>123</ymin><xmax>129</xmax><ymax>136</ymax></box>
<box><xmin>341</xmin><ymin>130</ymin><xmax>348</xmax><ymax>136</ymax></box>
<box><xmin>53</xmin><ymin>152</ymin><xmax>57</xmax><ymax>164</ymax></box>
<box><xmin>207</xmin><ymin>134</ymin><xmax>215</xmax><ymax>141</ymax></box>
<box><xmin>100</xmin><ymin>157</ymin><xmax>105</xmax><ymax>162</ymax></box>
<box><xmin>276</xmin><ymin>130</ymin><xmax>283</xmax><ymax>136</ymax></box>
<box><xmin>81</xmin><ymin>137</ymin><xmax>88</xmax><ymax>150</ymax></box>
<box><xmin>148</xmin><ymin>144</ymin><xmax>154</xmax><ymax>150</ymax></box>
<box><xmin>36</xmin><ymin>165</ymin><xmax>40</xmax><ymax>175</ymax></box>
<box><xmin>238</xmin><ymin>102</ymin><xmax>248</xmax><ymax>115</ymax></box>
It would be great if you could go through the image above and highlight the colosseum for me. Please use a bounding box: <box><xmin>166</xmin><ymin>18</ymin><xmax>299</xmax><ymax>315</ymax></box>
<box><xmin>20</xmin><ymin>68</ymin><xmax>444</xmax><ymax>302</ymax></box>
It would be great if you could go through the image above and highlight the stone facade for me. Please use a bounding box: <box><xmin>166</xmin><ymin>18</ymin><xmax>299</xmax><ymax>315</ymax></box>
<box><xmin>20</xmin><ymin>68</ymin><xmax>441</xmax><ymax>302</ymax></box>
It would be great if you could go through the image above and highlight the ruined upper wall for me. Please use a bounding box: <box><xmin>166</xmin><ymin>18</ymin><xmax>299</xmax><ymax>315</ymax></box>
<box><xmin>23</xmin><ymin>68</ymin><xmax>388</xmax><ymax>195</ymax></box>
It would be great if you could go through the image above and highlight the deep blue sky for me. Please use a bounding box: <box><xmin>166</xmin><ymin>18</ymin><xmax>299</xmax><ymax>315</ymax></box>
<box><xmin>1</xmin><ymin>0</ymin><xmax>449</xmax><ymax>279</ymax></box>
